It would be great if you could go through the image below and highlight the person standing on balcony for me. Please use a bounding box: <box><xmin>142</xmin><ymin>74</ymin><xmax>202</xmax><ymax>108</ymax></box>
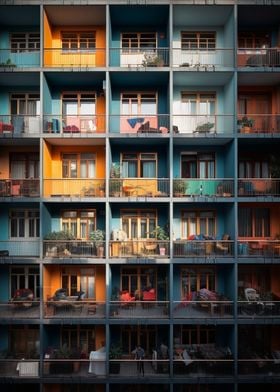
<box><xmin>132</xmin><ymin>345</ymin><xmax>145</xmax><ymax>376</ymax></box>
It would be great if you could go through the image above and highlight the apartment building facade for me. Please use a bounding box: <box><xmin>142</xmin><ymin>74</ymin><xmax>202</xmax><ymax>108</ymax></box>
<box><xmin>0</xmin><ymin>1</ymin><xmax>280</xmax><ymax>392</ymax></box>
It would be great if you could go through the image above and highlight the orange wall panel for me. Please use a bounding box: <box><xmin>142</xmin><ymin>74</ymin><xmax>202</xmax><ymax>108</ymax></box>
<box><xmin>43</xmin><ymin>11</ymin><xmax>53</xmax><ymax>66</ymax></box>
<box><xmin>96</xmin><ymin>266</ymin><xmax>106</xmax><ymax>302</ymax></box>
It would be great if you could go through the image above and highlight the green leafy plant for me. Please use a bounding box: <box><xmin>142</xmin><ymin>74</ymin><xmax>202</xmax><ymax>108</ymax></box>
<box><xmin>195</xmin><ymin>122</ymin><xmax>215</xmax><ymax>133</ymax></box>
<box><xmin>142</xmin><ymin>53</ymin><xmax>164</xmax><ymax>67</ymax></box>
<box><xmin>110</xmin><ymin>163</ymin><xmax>122</xmax><ymax>196</ymax></box>
<box><xmin>44</xmin><ymin>230</ymin><xmax>75</xmax><ymax>240</ymax></box>
<box><xmin>237</xmin><ymin>116</ymin><xmax>254</xmax><ymax>128</ymax></box>
<box><xmin>90</xmin><ymin>229</ymin><xmax>105</xmax><ymax>248</ymax></box>
<box><xmin>150</xmin><ymin>226</ymin><xmax>169</xmax><ymax>241</ymax></box>
<box><xmin>109</xmin><ymin>343</ymin><xmax>122</xmax><ymax>359</ymax></box>
<box><xmin>173</xmin><ymin>179</ymin><xmax>187</xmax><ymax>195</ymax></box>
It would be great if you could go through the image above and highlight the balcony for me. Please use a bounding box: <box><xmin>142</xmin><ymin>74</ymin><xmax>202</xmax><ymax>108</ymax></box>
<box><xmin>110</xmin><ymin>114</ymin><xmax>169</xmax><ymax>134</ymax></box>
<box><xmin>173</xmin><ymin>300</ymin><xmax>234</xmax><ymax>319</ymax></box>
<box><xmin>0</xmin><ymin>115</ymin><xmax>41</xmax><ymax>135</ymax></box>
<box><xmin>44</xmin><ymin>300</ymin><xmax>105</xmax><ymax>319</ymax></box>
<box><xmin>0</xmin><ymin>300</ymin><xmax>40</xmax><ymax>320</ymax></box>
<box><xmin>172</xmin><ymin>48</ymin><xmax>234</xmax><ymax>69</ymax></box>
<box><xmin>238</xmin><ymin>179</ymin><xmax>280</xmax><ymax>197</ymax></box>
<box><xmin>237</xmin><ymin>48</ymin><xmax>280</xmax><ymax>68</ymax></box>
<box><xmin>109</xmin><ymin>178</ymin><xmax>169</xmax><ymax>198</ymax></box>
<box><xmin>110</xmin><ymin>48</ymin><xmax>169</xmax><ymax>67</ymax></box>
<box><xmin>0</xmin><ymin>359</ymin><xmax>39</xmax><ymax>378</ymax></box>
<box><xmin>0</xmin><ymin>240</ymin><xmax>40</xmax><ymax>258</ymax></box>
<box><xmin>238</xmin><ymin>240</ymin><xmax>280</xmax><ymax>258</ymax></box>
<box><xmin>173</xmin><ymin>240</ymin><xmax>234</xmax><ymax>258</ymax></box>
<box><xmin>0</xmin><ymin>179</ymin><xmax>40</xmax><ymax>198</ymax></box>
<box><xmin>238</xmin><ymin>300</ymin><xmax>280</xmax><ymax>318</ymax></box>
<box><xmin>173</xmin><ymin>358</ymin><xmax>234</xmax><ymax>377</ymax></box>
<box><xmin>43</xmin><ymin>115</ymin><xmax>106</xmax><ymax>134</ymax></box>
<box><xmin>237</xmin><ymin>114</ymin><xmax>280</xmax><ymax>134</ymax></box>
<box><xmin>238</xmin><ymin>358</ymin><xmax>280</xmax><ymax>377</ymax></box>
<box><xmin>109</xmin><ymin>240</ymin><xmax>170</xmax><ymax>258</ymax></box>
<box><xmin>0</xmin><ymin>49</ymin><xmax>40</xmax><ymax>68</ymax></box>
<box><xmin>172</xmin><ymin>115</ymin><xmax>234</xmax><ymax>135</ymax></box>
<box><xmin>43</xmin><ymin>179</ymin><xmax>105</xmax><ymax>198</ymax></box>
<box><xmin>43</xmin><ymin>240</ymin><xmax>105</xmax><ymax>258</ymax></box>
<box><xmin>43</xmin><ymin>48</ymin><xmax>106</xmax><ymax>68</ymax></box>
<box><xmin>173</xmin><ymin>179</ymin><xmax>234</xmax><ymax>198</ymax></box>
<box><xmin>109</xmin><ymin>300</ymin><xmax>169</xmax><ymax>319</ymax></box>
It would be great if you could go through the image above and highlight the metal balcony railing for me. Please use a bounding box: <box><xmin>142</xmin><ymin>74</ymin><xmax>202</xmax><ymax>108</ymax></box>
<box><xmin>238</xmin><ymin>240</ymin><xmax>280</xmax><ymax>258</ymax></box>
<box><xmin>43</xmin><ymin>48</ymin><xmax>106</xmax><ymax>67</ymax></box>
<box><xmin>43</xmin><ymin>114</ymin><xmax>106</xmax><ymax>134</ymax></box>
<box><xmin>43</xmin><ymin>178</ymin><xmax>105</xmax><ymax>198</ymax></box>
<box><xmin>43</xmin><ymin>240</ymin><xmax>105</xmax><ymax>258</ymax></box>
<box><xmin>237</xmin><ymin>114</ymin><xmax>280</xmax><ymax>134</ymax></box>
<box><xmin>173</xmin><ymin>359</ymin><xmax>234</xmax><ymax>377</ymax></box>
<box><xmin>0</xmin><ymin>240</ymin><xmax>40</xmax><ymax>257</ymax></box>
<box><xmin>0</xmin><ymin>49</ymin><xmax>40</xmax><ymax>68</ymax></box>
<box><xmin>238</xmin><ymin>179</ymin><xmax>280</xmax><ymax>196</ymax></box>
<box><xmin>109</xmin><ymin>178</ymin><xmax>170</xmax><ymax>197</ymax></box>
<box><xmin>109</xmin><ymin>240</ymin><xmax>170</xmax><ymax>258</ymax></box>
<box><xmin>237</xmin><ymin>48</ymin><xmax>280</xmax><ymax>67</ymax></box>
<box><xmin>109</xmin><ymin>47</ymin><xmax>169</xmax><ymax>67</ymax></box>
<box><xmin>172</xmin><ymin>114</ymin><xmax>234</xmax><ymax>135</ymax></box>
<box><xmin>44</xmin><ymin>300</ymin><xmax>105</xmax><ymax>319</ymax></box>
<box><xmin>172</xmin><ymin>48</ymin><xmax>234</xmax><ymax>68</ymax></box>
<box><xmin>109</xmin><ymin>114</ymin><xmax>170</xmax><ymax>134</ymax></box>
<box><xmin>173</xmin><ymin>178</ymin><xmax>234</xmax><ymax>197</ymax></box>
<box><xmin>238</xmin><ymin>358</ymin><xmax>280</xmax><ymax>376</ymax></box>
<box><xmin>109</xmin><ymin>301</ymin><xmax>169</xmax><ymax>319</ymax></box>
<box><xmin>0</xmin><ymin>115</ymin><xmax>41</xmax><ymax>135</ymax></box>
<box><xmin>0</xmin><ymin>178</ymin><xmax>40</xmax><ymax>197</ymax></box>
<box><xmin>238</xmin><ymin>301</ymin><xmax>280</xmax><ymax>318</ymax></box>
<box><xmin>0</xmin><ymin>301</ymin><xmax>40</xmax><ymax>319</ymax></box>
<box><xmin>173</xmin><ymin>240</ymin><xmax>234</xmax><ymax>257</ymax></box>
<box><xmin>173</xmin><ymin>300</ymin><xmax>234</xmax><ymax>318</ymax></box>
<box><xmin>0</xmin><ymin>359</ymin><xmax>39</xmax><ymax>377</ymax></box>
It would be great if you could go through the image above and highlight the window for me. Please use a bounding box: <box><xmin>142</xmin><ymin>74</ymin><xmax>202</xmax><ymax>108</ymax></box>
<box><xmin>121</xmin><ymin>210</ymin><xmax>157</xmax><ymax>239</ymax></box>
<box><xmin>10</xmin><ymin>32</ymin><xmax>40</xmax><ymax>52</ymax></box>
<box><xmin>181</xmin><ymin>267</ymin><xmax>216</xmax><ymax>297</ymax></box>
<box><xmin>121</xmin><ymin>153</ymin><xmax>157</xmax><ymax>178</ymax></box>
<box><xmin>9</xmin><ymin>326</ymin><xmax>39</xmax><ymax>356</ymax></box>
<box><xmin>10</xmin><ymin>153</ymin><xmax>39</xmax><ymax>179</ymax></box>
<box><xmin>121</xmin><ymin>266</ymin><xmax>156</xmax><ymax>294</ymax></box>
<box><xmin>10</xmin><ymin>266</ymin><xmax>40</xmax><ymax>298</ymax></box>
<box><xmin>121</xmin><ymin>325</ymin><xmax>156</xmax><ymax>355</ymax></box>
<box><xmin>239</xmin><ymin>159</ymin><xmax>269</xmax><ymax>178</ymax></box>
<box><xmin>121</xmin><ymin>32</ymin><xmax>157</xmax><ymax>52</ymax></box>
<box><xmin>62</xmin><ymin>153</ymin><xmax>96</xmax><ymax>178</ymax></box>
<box><xmin>10</xmin><ymin>210</ymin><xmax>40</xmax><ymax>239</ymax></box>
<box><xmin>182</xmin><ymin>211</ymin><xmax>216</xmax><ymax>238</ymax></box>
<box><xmin>10</xmin><ymin>93</ymin><xmax>40</xmax><ymax>116</ymax></box>
<box><xmin>61</xmin><ymin>32</ymin><xmax>96</xmax><ymax>51</ymax></box>
<box><xmin>121</xmin><ymin>93</ymin><xmax>157</xmax><ymax>116</ymax></box>
<box><xmin>238</xmin><ymin>32</ymin><xmax>271</xmax><ymax>48</ymax></box>
<box><xmin>181</xmin><ymin>32</ymin><xmax>216</xmax><ymax>50</ymax></box>
<box><xmin>181</xmin><ymin>92</ymin><xmax>216</xmax><ymax>116</ymax></box>
<box><xmin>238</xmin><ymin>208</ymin><xmax>270</xmax><ymax>237</ymax></box>
<box><xmin>61</xmin><ymin>267</ymin><xmax>95</xmax><ymax>298</ymax></box>
<box><xmin>61</xmin><ymin>210</ymin><xmax>96</xmax><ymax>239</ymax></box>
<box><xmin>181</xmin><ymin>153</ymin><xmax>215</xmax><ymax>178</ymax></box>
<box><xmin>61</xmin><ymin>326</ymin><xmax>96</xmax><ymax>354</ymax></box>
<box><xmin>180</xmin><ymin>326</ymin><xmax>215</xmax><ymax>345</ymax></box>
<box><xmin>62</xmin><ymin>93</ymin><xmax>96</xmax><ymax>117</ymax></box>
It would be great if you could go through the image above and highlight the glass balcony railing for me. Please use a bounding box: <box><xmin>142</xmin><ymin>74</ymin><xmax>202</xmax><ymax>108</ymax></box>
<box><xmin>172</xmin><ymin>48</ymin><xmax>234</xmax><ymax>68</ymax></box>
<box><xmin>110</xmin><ymin>240</ymin><xmax>170</xmax><ymax>258</ymax></box>
<box><xmin>0</xmin><ymin>49</ymin><xmax>40</xmax><ymax>68</ymax></box>
<box><xmin>43</xmin><ymin>115</ymin><xmax>106</xmax><ymax>134</ymax></box>
<box><xmin>43</xmin><ymin>48</ymin><xmax>106</xmax><ymax>67</ymax></box>
<box><xmin>237</xmin><ymin>114</ymin><xmax>280</xmax><ymax>134</ymax></box>
<box><xmin>43</xmin><ymin>178</ymin><xmax>105</xmax><ymax>198</ymax></box>
<box><xmin>173</xmin><ymin>300</ymin><xmax>234</xmax><ymax>319</ymax></box>
<box><xmin>109</xmin><ymin>301</ymin><xmax>169</xmax><ymax>319</ymax></box>
<box><xmin>173</xmin><ymin>240</ymin><xmax>234</xmax><ymax>257</ymax></box>
<box><xmin>109</xmin><ymin>114</ymin><xmax>169</xmax><ymax>134</ymax></box>
<box><xmin>238</xmin><ymin>179</ymin><xmax>280</xmax><ymax>196</ymax></box>
<box><xmin>0</xmin><ymin>115</ymin><xmax>40</xmax><ymax>135</ymax></box>
<box><xmin>110</xmin><ymin>47</ymin><xmax>169</xmax><ymax>67</ymax></box>
<box><xmin>43</xmin><ymin>240</ymin><xmax>105</xmax><ymax>258</ymax></box>
<box><xmin>0</xmin><ymin>178</ymin><xmax>40</xmax><ymax>197</ymax></box>
<box><xmin>0</xmin><ymin>240</ymin><xmax>40</xmax><ymax>258</ymax></box>
<box><xmin>0</xmin><ymin>301</ymin><xmax>40</xmax><ymax>319</ymax></box>
<box><xmin>109</xmin><ymin>178</ymin><xmax>169</xmax><ymax>197</ymax></box>
<box><xmin>44</xmin><ymin>300</ymin><xmax>105</xmax><ymax>319</ymax></box>
<box><xmin>238</xmin><ymin>240</ymin><xmax>280</xmax><ymax>258</ymax></box>
<box><xmin>238</xmin><ymin>48</ymin><xmax>280</xmax><ymax>67</ymax></box>
<box><xmin>172</xmin><ymin>114</ymin><xmax>235</xmax><ymax>135</ymax></box>
<box><xmin>173</xmin><ymin>178</ymin><xmax>234</xmax><ymax>197</ymax></box>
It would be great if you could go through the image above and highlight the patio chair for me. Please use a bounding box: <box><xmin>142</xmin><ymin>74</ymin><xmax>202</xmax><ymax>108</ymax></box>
<box><xmin>216</xmin><ymin>234</ymin><xmax>230</xmax><ymax>254</ymax></box>
<box><xmin>244</xmin><ymin>288</ymin><xmax>264</xmax><ymax>315</ymax></box>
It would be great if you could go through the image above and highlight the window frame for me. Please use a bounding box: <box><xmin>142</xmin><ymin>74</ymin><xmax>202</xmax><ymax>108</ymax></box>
<box><xmin>10</xmin><ymin>93</ymin><xmax>40</xmax><ymax>116</ymax></box>
<box><xmin>181</xmin><ymin>92</ymin><xmax>216</xmax><ymax>115</ymax></box>
<box><xmin>61</xmin><ymin>31</ymin><xmax>96</xmax><ymax>52</ymax></box>
<box><xmin>9</xmin><ymin>209</ymin><xmax>40</xmax><ymax>239</ymax></box>
<box><xmin>10</xmin><ymin>32</ymin><xmax>40</xmax><ymax>52</ymax></box>
<box><xmin>121</xmin><ymin>92</ymin><xmax>157</xmax><ymax>116</ymax></box>
<box><xmin>181</xmin><ymin>152</ymin><xmax>216</xmax><ymax>179</ymax></box>
<box><xmin>61</xmin><ymin>209</ymin><xmax>96</xmax><ymax>240</ymax></box>
<box><xmin>61</xmin><ymin>266</ymin><xmax>96</xmax><ymax>299</ymax></box>
<box><xmin>181</xmin><ymin>210</ymin><xmax>216</xmax><ymax>239</ymax></box>
<box><xmin>121</xmin><ymin>266</ymin><xmax>157</xmax><ymax>294</ymax></box>
<box><xmin>62</xmin><ymin>92</ymin><xmax>96</xmax><ymax>116</ymax></box>
<box><xmin>121</xmin><ymin>209</ymin><xmax>157</xmax><ymax>240</ymax></box>
<box><xmin>121</xmin><ymin>32</ymin><xmax>157</xmax><ymax>53</ymax></box>
<box><xmin>62</xmin><ymin>152</ymin><xmax>96</xmax><ymax>179</ymax></box>
<box><xmin>181</xmin><ymin>266</ymin><xmax>216</xmax><ymax>297</ymax></box>
<box><xmin>238</xmin><ymin>32</ymin><xmax>271</xmax><ymax>49</ymax></box>
<box><xmin>181</xmin><ymin>31</ymin><xmax>216</xmax><ymax>51</ymax></box>
<box><xmin>238</xmin><ymin>207</ymin><xmax>270</xmax><ymax>238</ymax></box>
<box><xmin>60</xmin><ymin>325</ymin><xmax>96</xmax><ymax>355</ymax></box>
<box><xmin>121</xmin><ymin>152</ymin><xmax>158</xmax><ymax>178</ymax></box>
<box><xmin>180</xmin><ymin>325</ymin><xmax>215</xmax><ymax>345</ymax></box>
<box><xmin>10</xmin><ymin>265</ymin><xmax>40</xmax><ymax>299</ymax></box>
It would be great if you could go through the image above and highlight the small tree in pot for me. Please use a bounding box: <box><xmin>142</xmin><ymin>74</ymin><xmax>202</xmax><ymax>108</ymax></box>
<box><xmin>90</xmin><ymin>229</ymin><xmax>105</xmax><ymax>257</ymax></box>
<box><xmin>150</xmin><ymin>226</ymin><xmax>169</xmax><ymax>256</ymax></box>
<box><xmin>109</xmin><ymin>343</ymin><xmax>122</xmax><ymax>374</ymax></box>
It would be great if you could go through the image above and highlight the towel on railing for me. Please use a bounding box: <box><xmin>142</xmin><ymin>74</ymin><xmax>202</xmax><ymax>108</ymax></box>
<box><xmin>127</xmin><ymin>117</ymin><xmax>145</xmax><ymax>128</ymax></box>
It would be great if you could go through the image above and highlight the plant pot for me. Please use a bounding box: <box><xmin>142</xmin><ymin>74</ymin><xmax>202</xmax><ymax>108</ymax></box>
<box><xmin>241</xmin><ymin>126</ymin><xmax>252</xmax><ymax>134</ymax></box>
<box><xmin>159</xmin><ymin>247</ymin><xmax>166</xmax><ymax>256</ymax></box>
<box><xmin>97</xmin><ymin>246</ymin><xmax>104</xmax><ymax>258</ymax></box>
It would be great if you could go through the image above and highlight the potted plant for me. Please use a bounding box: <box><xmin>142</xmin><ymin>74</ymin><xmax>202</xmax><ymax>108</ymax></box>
<box><xmin>90</xmin><ymin>229</ymin><xmax>105</xmax><ymax>257</ymax></box>
<box><xmin>195</xmin><ymin>122</ymin><xmax>215</xmax><ymax>133</ymax></box>
<box><xmin>173</xmin><ymin>179</ymin><xmax>187</xmax><ymax>197</ymax></box>
<box><xmin>150</xmin><ymin>225</ymin><xmax>169</xmax><ymax>256</ymax></box>
<box><xmin>44</xmin><ymin>230</ymin><xmax>74</xmax><ymax>256</ymax></box>
<box><xmin>237</xmin><ymin>116</ymin><xmax>255</xmax><ymax>133</ymax></box>
<box><xmin>142</xmin><ymin>53</ymin><xmax>164</xmax><ymax>67</ymax></box>
<box><xmin>109</xmin><ymin>343</ymin><xmax>122</xmax><ymax>374</ymax></box>
<box><xmin>110</xmin><ymin>163</ymin><xmax>122</xmax><ymax>197</ymax></box>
